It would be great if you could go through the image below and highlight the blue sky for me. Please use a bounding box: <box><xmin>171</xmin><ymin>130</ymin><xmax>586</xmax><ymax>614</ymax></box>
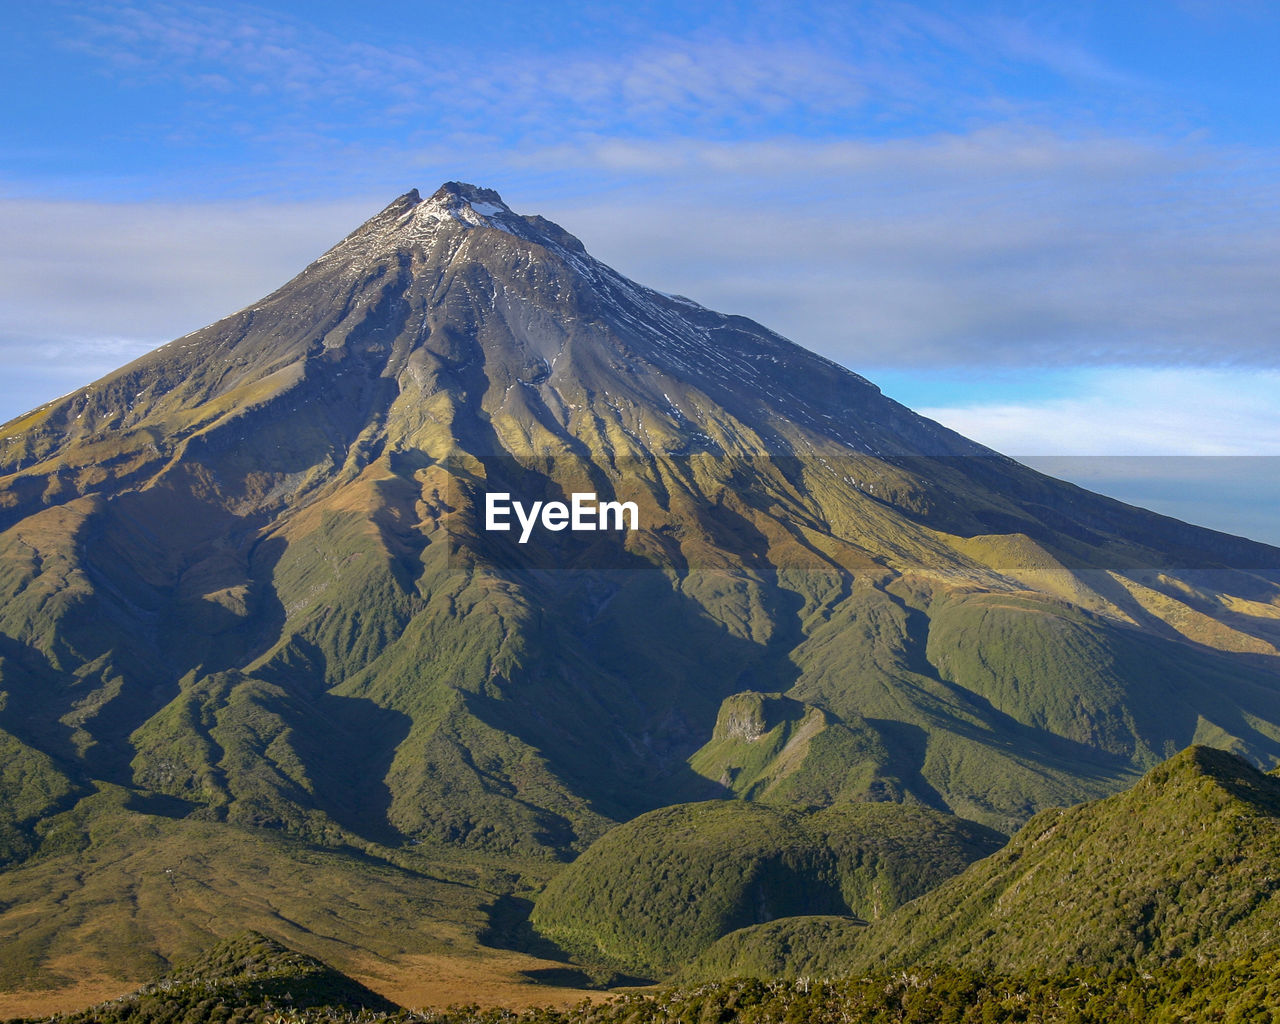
<box><xmin>2</xmin><ymin>1</ymin><xmax>1278</xmax><ymax>542</ymax></box>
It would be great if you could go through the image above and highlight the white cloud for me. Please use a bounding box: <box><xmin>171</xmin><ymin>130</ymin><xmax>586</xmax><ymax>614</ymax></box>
<box><xmin>532</xmin><ymin>131</ymin><xmax>1280</xmax><ymax>370</ymax></box>
<box><xmin>982</xmin><ymin>15</ymin><xmax>1140</xmax><ymax>89</ymax></box>
<box><xmin>916</xmin><ymin>369</ymin><xmax>1280</xmax><ymax>456</ymax></box>
<box><xmin>0</xmin><ymin>193</ymin><xmax>378</xmax><ymax>421</ymax></box>
<box><xmin>910</xmin><ymin>366</ymin><xmax>1280</xmax><ymax>544</ymax></box>
<box><xmin>0</xmin><ymin>193</ymin><xmax>372</xmax><ymax>341</ymax></box>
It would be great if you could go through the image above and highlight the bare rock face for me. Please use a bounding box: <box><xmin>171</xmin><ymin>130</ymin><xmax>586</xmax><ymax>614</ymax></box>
<box><xmin>715</xmin><ymin>693</ymin><xmax>772</xmax><ymax>742</ymax></box>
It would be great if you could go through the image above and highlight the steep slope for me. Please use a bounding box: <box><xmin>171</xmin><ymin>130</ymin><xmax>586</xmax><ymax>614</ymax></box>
<box><xmin>847</xmin><ymin>746</ymin><xmax>1280</xmax><ymax>973</ymax></box>
<box><xmin>681</xmin><ymin>916</ymin><xmax>869</xmax><ymax>981</ymax></box>
<box><xmin>0</xmin><ymin>184</ymin><xmax>1278</xmax><ymax>990</ymax></box>
<box><xmin>528</xmin><ymin>800</ymin><xmax>1002</xmax><ymax>976</ymax></box>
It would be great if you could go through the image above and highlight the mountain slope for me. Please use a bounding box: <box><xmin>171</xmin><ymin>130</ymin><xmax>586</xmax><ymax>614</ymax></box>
<box><xmin>0</xmin><ymin>783</ymin><xmax>500</xmax><ymax>992</ymax></box>
<box><xmin>849</xmin><ymin>745</ymin><xmax>1280</xmax><ymax>973</ymax></box>
<box><xmin>679</xmin><ymin>745</ymin><xmax>1280</xmax><ymax>981</ymax></box>
<box><xmin>528</xmin><ymin>800</ymin><xmax>1002</xmax><ymax>975</ymax></box>
<box><xmin>0</xmin><ymin>184</ymin><xmax>1279</xmax><ymax>988</ymax></box>
<box><xmin>15</xmin><ymin>931</ymin><xmax>398</xmax><ymax>1023</ymax></box>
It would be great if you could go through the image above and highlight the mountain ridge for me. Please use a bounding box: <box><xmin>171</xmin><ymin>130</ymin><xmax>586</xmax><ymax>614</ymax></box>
<box><xmin>845</xmin><ymin>745</ymin><xmax>1280</xmax><ymax>975</ymax></box>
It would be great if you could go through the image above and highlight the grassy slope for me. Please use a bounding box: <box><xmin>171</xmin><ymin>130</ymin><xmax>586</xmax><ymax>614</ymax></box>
<box><xmin>847</xmin><ymin>745</ymin><xmax>1280</xmax><ymax>974</ymax></box>
<box><xmin>679</xmin><ymin>916</ymin><xmax>869</xmax><ymax>981</ymax></box>
<box><xmin>8</xmin><ymin>931</ymin><xmax>398</xmax><ymax>1024</ymax></box>
<box><xmin>677</xmin><ymin>745</ymin><xmax>1280</xmax><ymax>983</ymax></box>
<box><xmin>0</xmin><ymin>783</ymin><xmax>537</xmax><ymax>991</ymax></box>
<box><xmin>3</xmin><ymin>236</ymin><xmax>1280</xmax><ymax>854</ymax></box>
<box><xmin>4</xmin><ymin>445</ymin><xmax>1280</xmax><ymax>989</ymax></box>
<box><xmin>529</xmin><ymin>800</ymin><xmax>1003</xmax><ymax>976</ymax></box>
<box><xmin>419</xmin><ymin>953</ymin><xmax>1280</xmax><ymax>1022</ymax></box>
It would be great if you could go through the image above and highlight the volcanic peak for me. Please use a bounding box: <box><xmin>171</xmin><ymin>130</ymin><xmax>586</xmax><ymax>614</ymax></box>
<box><xmin>317</xmin><ymin>181</ymin><xmax>591</xmax><ymax>274</ymax></box>
<box><xmin>414</xmin><ymin>180</ymin><xmax>515</xmax><ymax>230</ymax></box>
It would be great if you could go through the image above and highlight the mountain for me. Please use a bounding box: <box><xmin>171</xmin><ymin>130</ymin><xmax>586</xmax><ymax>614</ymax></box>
<box><xmin>686</xmin><ymin>746</ymin><xmax>1280</xmax><ymax>981</ymax></box>
<box><xmin>1</xmin><ymin>182</ymin><xmax>1279</xmax><ymax>992</ymax></box>
<box><xmin>849</xmin><ymin>746</ymin><xmax>1280</xmax><ymax>974</ymax></box>
<box><xmin>528</xmin><ymin>800</ymin><xmax>1003</xmax><ymax>976</ymax></box>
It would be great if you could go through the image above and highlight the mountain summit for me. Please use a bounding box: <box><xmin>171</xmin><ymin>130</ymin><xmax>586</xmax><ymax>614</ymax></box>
<box><xmin>0</xmin><ymin>183</ymin><xmax>1278</xmax><ymax>873</ymax></box>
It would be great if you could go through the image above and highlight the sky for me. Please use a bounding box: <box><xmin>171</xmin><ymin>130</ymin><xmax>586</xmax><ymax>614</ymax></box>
<box><xmin>2</xmin><ymin>0</ymin><xmax>1278</xmax><ymax>543</ymax></box>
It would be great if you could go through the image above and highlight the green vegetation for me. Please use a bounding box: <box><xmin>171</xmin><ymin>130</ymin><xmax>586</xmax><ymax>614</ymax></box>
<box><xmin>3</xmin><ymin>186</ymin><xmax>1280</xmax><ymax>991</ymax></box>
<box><xmin>688</xmin><ymin>692</ymin><xmax>908</xmax><ymax>805</ymax></box>
<box><xmin>848</xmin><ymin>746</ymin><xmax>1280</xmax><ymax>975</ymax></box>
<box><xmin>680</xmin><ymin>916</ymin><xmax>868</xmax><ymax>981</ymax></box>
<box><xmin>641</xmin><ymin>746</ymin><xmax>1280</xmax><ymax>989</ymax></box>
<box><xmin>8</xmin><ymin>931</ymin><xmax>396</xmax><ymax>1024</ymax></box>
<box><xmin>925</xmin><ymin>588</ymin><xmax>1280</xmax><ymax>766</ymax></box>
<box><xmin>0</xmin><ymin>785</ymin><xmax>527</xmax><ymax>990</ymax></box>
<box><xmin>17</xmin><ymin>943</ymin><xmax>1280</xmax><ymax>1023</ymax></box>
<box><xmin>0</xmin><ymin>728</ymin><xmax>78</xmax><ymax>865</ymax></box>
<box><xmin>530</xmin><ymin>801</ymin><xmax>1002</xmax><ymax>976</ymax></box>
<box><xmin>424</xmin><ymin>956</ymin><xmax>1280</xmax><ymax>1022</ymax></box>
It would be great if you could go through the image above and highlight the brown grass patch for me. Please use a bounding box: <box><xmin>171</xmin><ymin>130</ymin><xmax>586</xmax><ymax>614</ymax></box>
<box><xmin>0</xmin><ymin>966</ymin><xmax>139</xmax><ymax>1019</ymax></box>
<box><xmin>0</xmin><ymin>949</ymin><xmax>637</xmax><ymax>1020</ymax></box>
<box><xmin>349</xmin><ymin>950</ymin><xmax>625</xmax><ymax>1011</ymax></box>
